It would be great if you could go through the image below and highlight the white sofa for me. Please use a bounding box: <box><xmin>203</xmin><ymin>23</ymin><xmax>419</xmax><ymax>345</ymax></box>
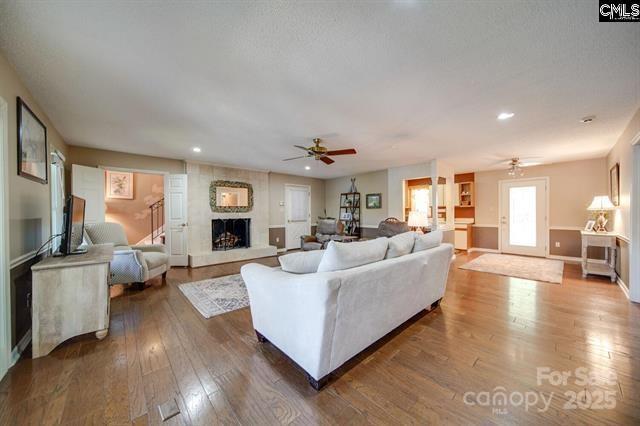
<box><xmin>241</xmin><ymin>234</ymin><xmax>453</xmax><ymax>389</ymax></box>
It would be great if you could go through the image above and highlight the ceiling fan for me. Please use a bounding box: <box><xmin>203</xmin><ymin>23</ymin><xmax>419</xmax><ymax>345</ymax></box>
<box><xmin>283</xmin><ymin>138</ymin><xmax>357</xmax><ymax>165</ymax></box>
<box><xmin>498</xmin><ymin>157</ymin><xmax>542</xmax><ymax>176</ymax></box>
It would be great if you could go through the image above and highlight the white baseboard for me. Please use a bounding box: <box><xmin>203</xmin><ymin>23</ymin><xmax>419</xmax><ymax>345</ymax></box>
<box><xmin>468</xmin><ymin>247</ymin><xmax>500</xmax><ymax>254</ymax></box>
<box><xmin>617</xmin><ymin>276</ymin><xmax>630</xmax><ymax>300</ymax></box>
<box><xmin>546</xmin><ymin>255</ymin><xmax>582</xmax><ymax>263</ymax></box>
<box><xmin>10</xmin><ymin>328</ymin><xmax>31</xmax><ymax>367</ymax></box>
<box><xmin>277</xmin><ymin>248</ymin><xmax>287</xmax><ymax>253</ymax></box>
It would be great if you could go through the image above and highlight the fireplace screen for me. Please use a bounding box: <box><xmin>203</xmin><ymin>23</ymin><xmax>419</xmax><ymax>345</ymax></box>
<box><xmin>212</xmin><ymin>218</ymin><xmax>251</xmax><ymax>251</ymax></box>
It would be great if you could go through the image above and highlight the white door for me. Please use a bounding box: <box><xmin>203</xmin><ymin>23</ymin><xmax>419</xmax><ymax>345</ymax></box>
<box><xmin>71</xmin><ymin>164</ymin><xmax>105</xmax><ymax>224</ymax></box>
<box><xmin>165</xmin><ymin>174</ymin><xmax>188</xmax><ymax>266</ymax></box>
<box><xmin>500</xmin><ymin>178</ymin><xmax>548</xmax><ymax>257</ymax></box>
<box><xmin>285</xmin><ymin>184</ymin><xmax>311</xmax><ymax>250</ymax></box>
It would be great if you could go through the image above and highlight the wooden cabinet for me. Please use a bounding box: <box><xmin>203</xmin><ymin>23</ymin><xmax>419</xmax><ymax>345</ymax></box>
<box><xmin>31</xmin><ymin>244</ymin><xmax>114</xmax><ymax>358</ymax></box>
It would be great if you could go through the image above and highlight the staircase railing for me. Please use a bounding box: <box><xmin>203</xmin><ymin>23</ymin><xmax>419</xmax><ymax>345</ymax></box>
<box><xmin>150</xmin><ymin>198</ymin><xmax>164</xmax><ymax>244</ymax></box>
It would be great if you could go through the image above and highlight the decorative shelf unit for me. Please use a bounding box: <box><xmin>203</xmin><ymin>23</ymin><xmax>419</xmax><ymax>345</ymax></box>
<box><xmin>340</xmin><ymin>192</ymin><xmax>361</xmax><ymax>237</ymax></box>
<box><xmin>455</xmin><ymin>181</ymin><xmax>475</xmax><ymax>207</ymax></box>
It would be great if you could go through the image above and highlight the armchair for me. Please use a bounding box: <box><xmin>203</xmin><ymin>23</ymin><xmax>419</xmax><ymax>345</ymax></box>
<box><xmin>84</xmin><ymin>222</ymin><xmax>170</xmax><ymax>289</ymax></box>
<box><xmin>300</xmin><ymin>219</ymin><xmax>345</xmax><ymax>251</ymax></box>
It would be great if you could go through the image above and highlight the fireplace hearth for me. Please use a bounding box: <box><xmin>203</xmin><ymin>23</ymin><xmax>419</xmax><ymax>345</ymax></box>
<box><xmin>212</xmin><ymin>218</ymin><xmax>251</xmax><ymax>251</ymax></box>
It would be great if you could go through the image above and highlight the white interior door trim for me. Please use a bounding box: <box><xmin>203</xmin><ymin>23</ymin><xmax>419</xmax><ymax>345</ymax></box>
<box><xmin>630</xmin><ymin>132</ymin><xmax>640</xmax><ymax>303</ymax></box>
<box><xmin>98</xmin><ymin>165</ymin><xmax>170</xmax><ymax>176</ymax></box>
<box><xmin>498</xmin><ymin>176</ymin><xmax>550</xmax><ymax>257</ymax></box>
<box><xmin>0</xmin><ymin>96</ymin><xmax>10</xmax><ymax>379</ymax></box>
<box><xmin>165</xmin><ymin>174</ymin><xmax>188</xmax><ymax>266</ymax></box>
<box><xmin>285</xmin><ymin>183</ymin><xmax>311</xmax><ymax>250</ymax></box>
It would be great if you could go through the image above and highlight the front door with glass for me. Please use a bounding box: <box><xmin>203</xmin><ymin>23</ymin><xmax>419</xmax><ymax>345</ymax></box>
<box><xmin>499</xmin><ymin>178</ymin><xmax>548</xmax><ymax>257</ymax></box>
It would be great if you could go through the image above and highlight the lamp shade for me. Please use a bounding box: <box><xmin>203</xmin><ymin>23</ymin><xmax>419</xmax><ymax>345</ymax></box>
<box><xmin>587</xmin><ymin>195</ymin><xmax>615</xmax><ymax>211</ymax></box>
<box><xmin>408</xmin><ymin>211</ymin><xmax>429</xmax><ymax>227</ymax></box>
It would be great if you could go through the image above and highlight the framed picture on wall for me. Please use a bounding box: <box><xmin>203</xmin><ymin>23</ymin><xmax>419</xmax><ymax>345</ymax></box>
<box><xmin>366</xmin><ymin>193</ymin><xmax>382</xmax><ymax>209</ymax></box>
<box><xmin>610</xmin><ymin>163</ymin><xmax>620</xmax><ymax>206</ymax></box>
<box><xmin>17</xmin><ymin>97</ymin><xmax>48</xmax><ymax>184</ymax></box>
<box><xmin>106</xmin><ymin>170</ymin><xmax>134</xmax><ymax>199</ymax></box>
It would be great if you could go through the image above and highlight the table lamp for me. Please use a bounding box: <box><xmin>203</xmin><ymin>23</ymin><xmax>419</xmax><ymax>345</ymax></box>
<box><xmin>587</xmin><ymin>195</ymin><xmax>615</xmax><ymax>233</ymax></box>
<box><xmin>408</xmin><ymin>211</ymin><xmax>429</xmax><ymax>234</ymax></box>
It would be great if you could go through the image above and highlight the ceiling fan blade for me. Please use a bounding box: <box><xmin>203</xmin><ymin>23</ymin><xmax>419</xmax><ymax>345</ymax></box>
<box><xmin>282</xmin><ymin>155</ymin><xmax>310</xmax><ymax>161</ymax></box>
<box><xmin>294</xmin><ymin>145</ymin><xmax>311</xmax><ymax>152</ymax></box>
<box><xmin>320</xmin><ymin>156</ymin><xmax>335</xmax><ymax>165</ymax></box>
<box><xmin>325</xmin><ymin>149</ymin><xmax>357</xmax><ymax>156</ymax></box>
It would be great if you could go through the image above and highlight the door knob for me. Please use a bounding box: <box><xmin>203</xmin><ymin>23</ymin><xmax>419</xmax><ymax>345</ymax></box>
<box><xmin>181</xmin><ymin>223</ymin><xmax>187</xmax><ymax>227</ymax></box>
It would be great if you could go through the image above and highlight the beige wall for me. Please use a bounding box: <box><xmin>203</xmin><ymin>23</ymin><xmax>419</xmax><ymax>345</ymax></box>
<box><xmin>268</xmin><ymin>173</ymin><xmax>325</xmax><ymax>226</ymax></box>
<box><xmin>475</xmin><ymin>158</ymin><xmax>608</xmax><ymax>227</ymax></box>
<box><xmin>0</xmin><ymin>53</ymin><xmax>69</xmax><ymax>260</ymax></box>
<box><xmin>325</xmin><ymin>169</ymin><xmax>389</xmax><ymax>228</ymax></box>
<box><xmin>607</xmin><ymin>107</ymin><xmax>639</xmax><ymax>240</ymax></box>
<box><xmin>67</xmin><ymin>146</ymin><xmax>185</xmax><ymax>175</ymax></box>
<box><xmin>105</xmin><ymin>172</ymin><xmax>164</xmax><ymax>244</ymax></box>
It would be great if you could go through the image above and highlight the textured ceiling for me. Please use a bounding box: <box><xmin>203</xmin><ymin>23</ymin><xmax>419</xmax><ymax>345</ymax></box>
<box><xmin>0</xmin><ymin>1</ymin><xmax>638</xmax><ymax>178</ymax></box>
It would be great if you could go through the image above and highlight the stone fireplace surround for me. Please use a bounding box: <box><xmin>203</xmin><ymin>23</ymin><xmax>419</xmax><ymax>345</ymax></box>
<box><xmin>187</xmin><ymin>162</ymin><xmax>277</xmax><ymax>267</ymax></box>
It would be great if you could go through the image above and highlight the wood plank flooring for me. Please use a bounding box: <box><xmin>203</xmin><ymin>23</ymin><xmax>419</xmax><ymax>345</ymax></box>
<box><xmin>1</xmin><ymin>252</ymin><xmax>639</xmax><ymax>425</ymax></box>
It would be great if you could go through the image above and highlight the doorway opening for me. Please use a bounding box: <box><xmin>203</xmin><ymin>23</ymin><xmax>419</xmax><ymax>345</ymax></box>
<box><xmin>285</xmin><ymin>184</ymin><xmax>311</xmax><ymax>250</ymax></box>
<box><xmin>104</xmin><ymin>169</ymin><xmax>165</xmax><ymax>245</ymax></box>
<box><xmin>499</xmin><ymin>177</ymin><xmax>549</xmax><ymax>257</ymax></box>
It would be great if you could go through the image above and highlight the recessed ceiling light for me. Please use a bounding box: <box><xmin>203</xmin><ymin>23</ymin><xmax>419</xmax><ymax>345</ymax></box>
<box><xmin>305</xmin><ymin>165</ymin><xmax>311</xmax><ymax>170</ymax></box>
<box><xmin>497</xmin><ymin>112</ymin><xmax>515</xmax><ymax>120</ymax></box>
<box><xmin>580</xmin><ymin>115</ymin><xmax>596</xmax><ymax>124</ymax></box>
<box><xmin>192</xmin><ymin>147</ymin><xmax>201</xmax><ymax>153</ymax></box>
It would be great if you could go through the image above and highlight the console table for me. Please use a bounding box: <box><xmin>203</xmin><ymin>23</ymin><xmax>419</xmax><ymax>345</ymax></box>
<box><xmin>31</xmin><ymin>244</ymin><xmax>114</xmax><ymax>358</ymax></box>
<box><xmin>580</xmin><ymin>231</ymin><xmax>617</xmax><ymax>282</ymax></box>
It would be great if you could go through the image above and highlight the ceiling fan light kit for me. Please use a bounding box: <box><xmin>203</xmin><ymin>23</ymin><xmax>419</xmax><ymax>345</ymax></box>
<box><xmin>283</xmin><ymin>138</ymin><xmax>357</xmax><ymax>165</ymax></box>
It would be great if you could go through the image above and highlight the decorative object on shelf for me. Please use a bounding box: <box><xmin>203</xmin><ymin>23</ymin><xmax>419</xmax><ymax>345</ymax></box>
<box><xmin>17</xmin><ymin>97</ymin><xmax>48</xmax><ymax>184</ymax></box>
<box><xmin>210</xmin><ymin>180</ymin><xmax>253</xmax><ymax>213</ymax></box>
<box><xmin>106</xmin><ymin>170</ymin><xmax>134</xmax><ymax>199</ymax></box>
<box><xmin>408</xmin><ymin>211</ymin><xmax>429</xmax><ymax>234</ymax></box>
<box><xmin>340</xmin><ymin>211</ymin><xmax>352</xmax><ymax>221</ymax></box>
<box><xmin>339</xmin><ymin>192</ymin><xmax>360</xmax><ymax>236</ymax></box>
<box><xmin>584</xmin><ymin>220</ymin><xmax>595</xmax><ymax>232</ymax></box>
<box><xmin>587</xmin><ymin>195</ymin><xmax>615</xmax><ymax>233</ymax></box>
<box><xmin>610</xmin><ymin>163</ymin><xmax>620</xmax><ymax>206</ymax></box>
<box><xmin>349</xmin><ymin>177</ymin><xmax>358</xmax><ymax>193</ymax></box>
<box><xmin>366</xmin><ymin>193</ymin><xmax>382</xmax><ymax>209</ymax></box>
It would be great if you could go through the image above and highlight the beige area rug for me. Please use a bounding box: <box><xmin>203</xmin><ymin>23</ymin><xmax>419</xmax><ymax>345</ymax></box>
<box><xmin>178</xmin><ymin>274</ymin><xmax>249</xmax><ymax>318</ymax></box>
<box><xmin>459</xmin><ymin>253</ymin><xmax>564</xmax><ymax>284</ymax></box>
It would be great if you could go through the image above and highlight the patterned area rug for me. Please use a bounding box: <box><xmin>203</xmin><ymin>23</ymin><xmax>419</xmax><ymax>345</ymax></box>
<box><xmin>459</xmin><ymin>253</ymin><xmax>564</xmax><ymax>284</ymax></box>
<box><xmin>178</xmin><ymin>274</ymin><xmax>249</xmax><ymax>318</ymax></box>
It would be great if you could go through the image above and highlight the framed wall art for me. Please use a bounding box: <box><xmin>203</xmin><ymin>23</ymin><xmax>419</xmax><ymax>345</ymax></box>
<box><xmin>17</xmin><ymin>97</ymin><xmax>48</xmax><ymax>184</ymax></box>
<box><xmin>366</xmin><ymin>193</ymin><xmax>381</xmax><ymax>209</ymax></box>
<box><xmin>610</xmin><ymin>163</ymin><xmax>620</xmax><ymax>206</ymax></box>
<box><xmin>106</xmin><ymin>170</ymin><xmax>134</xmax><ymax>199</ymax></box>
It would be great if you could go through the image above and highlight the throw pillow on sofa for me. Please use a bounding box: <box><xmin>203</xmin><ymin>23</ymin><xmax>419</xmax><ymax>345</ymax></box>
<box><xmin>279</xmin><ymin>250</ymin><xmax>325</xmax><ymax>274</ymax></box>
<box><xmin>385</xmin><ymin>231</ymin><xmax>416</xmax><ymax>259</ymax></box>
<box><xmin>317</xmin><ymin>237</ymin><xmax>389</xmax><ymax>272</ymax></box>
<box><xmin>413</xmin><ymin>230</ymin><xmax>443</xmax><ymax>252</ymax></box>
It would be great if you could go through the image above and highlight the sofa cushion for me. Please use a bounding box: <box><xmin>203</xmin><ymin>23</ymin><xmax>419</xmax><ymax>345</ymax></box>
<box><xmin>413</xmin><ymin>230</ymin><xmax>443</xmax><ymax>252</ymax></box>
<box><xmin>279</xmin><ymin>250</ymin><xmax>325</xmax><ymax>274</ymax></box>
<box><xmin>317</xmin><ymin>237</ymin><xmax>389</xmax><ymax>272</ymax></box>
<box><xmin>85</xmin><ymin>222</ymin><xmax>129</xmax><ymax>246</ymax></box>
<box><xmin>385</xmin><ymin>231</ymin><xmax>416</xmax><ymax>259</ymax></box>
<box><xmin>143</xmin><ymin>251</ymin><xmax>169</xmax><ymax>270</ymax></box>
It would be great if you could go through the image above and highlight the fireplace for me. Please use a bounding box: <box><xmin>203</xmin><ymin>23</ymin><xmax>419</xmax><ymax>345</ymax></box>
<box><xmin>212</xmin><ymin>218</ymin><xmax>251</xmax><ymax>251</ymax></box>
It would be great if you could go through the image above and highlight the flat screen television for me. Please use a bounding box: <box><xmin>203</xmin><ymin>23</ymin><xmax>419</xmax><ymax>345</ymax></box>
<box><xmin>60</xmin><ymin>195</ymin><xmax>87</xmax><ymax>255</ymax></box>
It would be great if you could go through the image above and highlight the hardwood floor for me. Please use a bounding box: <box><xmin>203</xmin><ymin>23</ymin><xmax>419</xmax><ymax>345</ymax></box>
<box><xmin>1</xmin><ymin>252</ymin><xmax>639</xmax><ymax>425</ymax></box>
